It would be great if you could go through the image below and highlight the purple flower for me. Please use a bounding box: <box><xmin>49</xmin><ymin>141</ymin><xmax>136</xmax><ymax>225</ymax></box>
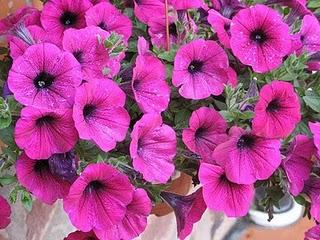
<box><xmin>161</xmin><ymin>188</ymin><xmax>206</xmax><ymax>240</ymax></box>
<box><xmin>230</xmin><ymin>4</ymin><xmax>291</xmax><ymax>73</ymax></box>
<box><xmin>0</xmin><ymin>195</ymin><xmax>11</xmax><ymax>229</ymax></box>
<box><xmin>8</xmin><ymin>43</ymin><xmax>82</xmax><ymax>109</ymax></box>
<box><xmin>303</xmin><ymin>177</ymin><xmax>320</xmax><ymax>222</ymax></box>
<box><xmin>48</xmin><ymin>151</ymin><xmax>78</xmax><ymax>182</ymax></box>
<box><xmin>208</xmin><ymin>9</ymin><xmax>232</xmax><ymax>48</ymax></box>
<box><xmin>305</xmin><ymin>225</ymin><xmax>320</xmax><ymax>240</ymax></box>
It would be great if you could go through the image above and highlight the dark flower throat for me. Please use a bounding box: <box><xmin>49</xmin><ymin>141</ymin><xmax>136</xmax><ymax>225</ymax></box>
<box><xmin>188</xmin><ymin>60</ymin><xmax>204</xmax><ymax>74</ymax></box>
<box><xmin>33</xmin><ymin>72</ymin><xmax>54</xmax><ymax>89</ymax></box>
<box><xmin>250</xmin><ymin>29</ymin><xmax>267</xmax><ymax>44</ymax></box>
<box><xmin>60</xmin><ymin>11</ymin><xmax>78</xmax><ymax>27</ymax></box>
<box><xmin>237</xmin><ymin>134</ymin><xmax>255</xmax><ymax>149</ymax></box>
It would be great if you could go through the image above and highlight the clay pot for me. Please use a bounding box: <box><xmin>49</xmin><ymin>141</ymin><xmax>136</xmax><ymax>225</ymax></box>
<box><xmin>151</xmin><ymin>172</ymin><xmax>193</xmax><ymax>217</ymax></box>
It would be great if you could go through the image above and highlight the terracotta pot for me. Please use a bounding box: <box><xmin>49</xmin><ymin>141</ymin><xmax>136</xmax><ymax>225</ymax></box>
<box><xmin>151</xmin><ymin>172</ymin><xmax>193</xmax><ymax>217</ymax></box>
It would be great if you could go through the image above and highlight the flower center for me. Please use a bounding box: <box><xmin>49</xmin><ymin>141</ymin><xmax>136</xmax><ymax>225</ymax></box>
<box><xmin>195</xmin><ymin>127</ymin><xmax>206</xmax><ymax>139</ymax></box>
<box><xmin>85</xmin><ymin>180</ymin><xmax>104</xmax><ymax>193</ymax></box>
<box><xmin>72</xmin><ymin>50</ymin><xmax>84</xmax><ymax>63</ymax></box>
<box><xmin>60</xmin><ymin>11</ymin><xmax>78</xmax><ymax>27</ymax></box>
<box><xmin>224</xmin><ymin>23</ymin><xmax>230</xmax><ymax>32</ymax></box>
<box><xmin>33</xmin><ymin>72</ymin><xmax>54</xmax><ymax>89</ymax></box>
<box><xmin>188</xmin><ymin>60</ymin><xmax>203</xmax><ymax>74</ymax></box>
<box><xmin>36</xmin><ymin>115</ymin><xmax>55</xmax><ymax>126</ymax></box>
<box><xmin>83</xmin><ymin>104</ymin><xmax>96</xmax><ymax>119</ymax></box>
<box><xmin>266</xmin><ymin>99</ymin><xmax>280</xmax><ymax>112</ymax></box>
<box><xmin>98</xmin><ymin>22</ymin><xmax>107</xmax><ymax>30</ymax></box>
<box><xmin>34</xmin><ymin>160</ymin><xmax>50</xmax><ymax>175</ymax></box>
<box><xmin>169</xmin><ymin>23</ymin><xmax>178</xmax><ymax>37</ymax></box>
<box><xmin>237</xmin><ymin>134</ymin><xmax>255</xmax><ymax>149</ymax></box>
<box><xmin>250</xmin><ymin>29</ymin><xmax>267</xmax><ymax>43</ymax></box>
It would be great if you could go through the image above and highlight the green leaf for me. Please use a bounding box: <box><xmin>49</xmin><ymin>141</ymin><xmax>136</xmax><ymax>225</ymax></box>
<box><xmin>174</xmin><ymin>109</ymin><xmax>191</xmax><ymax>129</ymax></box>
<box><xmin>156</xmin><ymin>45</ymin><xmax>178</xmax><ymax>63</ymax></box>
<box><xmin>294</xmin><ymin>195</ymin><xmax>306</xmax><ymax>205</ymax></box>
<box><xmin>303</xmin><ymin>90</ymin><xmax>320</xmax><ymax>112</ymax></box>
<box><xmin>308</xmin><ymin>0</ymin><xmax>320</xmax><ymax>8</ymax></box>
<box><xmin>0</xmin><ymin>97</ymin><xmax>11</xmax><ymax>129</ymax></box>
<box><xmin>265</xmin><ymin>185</ymin><xmax>285</xmax><ymax>202</ymax></box>
<box><xmin>0</xmin><ymin>175</ymin><xmax>16</xmax><ymax>185</ymax></box>
<box><xmin>21</xmin><ymin>191</ymin><xmax>33</xmax><ymax>212</ymax></box>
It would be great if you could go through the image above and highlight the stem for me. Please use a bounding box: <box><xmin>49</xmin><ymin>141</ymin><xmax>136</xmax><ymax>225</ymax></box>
<box><xmin>165</xmin><ymin>0</ymin><xmax>170</xmax><ymax>51</ymax></box>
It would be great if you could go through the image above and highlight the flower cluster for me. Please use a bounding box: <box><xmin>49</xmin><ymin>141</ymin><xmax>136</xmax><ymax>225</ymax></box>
<box><xmin>0</xmin><ymin>0</ymin><xmax>319</xmax><ymax>239</ymax></box>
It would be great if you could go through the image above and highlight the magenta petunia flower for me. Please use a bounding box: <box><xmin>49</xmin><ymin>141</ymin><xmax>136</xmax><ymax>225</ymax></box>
<box><xmin>305</xmin><ymin>225</ymin><xmax>320</xmax><ymax>240</ymax></box>
<box><xmin>230</xmin><ymin>4</ymin><xmax>291</xmax><ymax>73</ymax></box>
<box><xmin>63</xmin><ymin>163</ymin><xmax>134</xmax><ymax>232</ymax></box>
<box><xmin>133</xmin><ymin>0</ymin><xmax>165</xmax><ymax>24</ymax></box>
<box><xmin>85</xmin><ymin>2</ymin><xmax>132</xmax><ymax>42</ymax></box>
<box><xmin>266</xmin><ymin>0</ymin><xmax>311</xmax><ymax>20</ymax></box>
<box><xmin>213</xmin><ymin>126</ymin><xmax>281</xmax><ymax>184</ymax></box>
<box><xmin>0</xmin><ymin>6</ymin><xmax>40</xmax><ymax>35</ymax></box>
<box><xmin>62</xmin><ymin>26</ymin><xmax>113</xmax><ymax>80</ymax></box>
<box><xmin>132</xmin><ymin>38</ymin><xmax>170</xmax><ymax>113</ymax></box>
<box><xmin>208</xmin><ymin>9</ymin><xmax>232</xmax><ymax>48</ymax></box>
<box><xmin>64</xmin><ymin>230</ymin><xmax>99</xmax><ymax>240</ymax></box>
<box><xmin>130</xmin><ymin>114</ymin><xmax>176</xmax><ymax>183</ymax></box>
<box><xmin>0</xmin><ymin>195</ymin><xmax>11</xmax><ymax>229</ymax></box>
<box><xmin>16</xmin><ymin>153</ymin><xmax>72</xmax><ymax>204</ymax></box>
<box><xmin>94</xmin><ymin>188</ymin><xmax>152</xmax><ymax>240</ymax></box>
<box><xmin>41</xmin><ymin>0</ymin><xmax>92</xmax><ymax>40</ymax></box>
<box><xmin>296</xmin><ymin>15</ymin><xmax>320</xmax><ymax>54</ymax></box>
<box><xmin>303</xmin><ymin>177</ymin><xmax>320</xmax><ymax>222</ymax></box>
<box><xmin>182</xmin><ymin>107</ymin><xmax>228</xmax><ymax>161</ymax></box>
<box><xmin>73</xmin><ymin>79</ymin><xmax>130</xmax><ymax>152</ymax></box>
<box><xmin>170</xmin><ymin>0</ymin><xmax>203</xmax><ymax>10</ymax></box>
<box><xmin>282</xmin><ymin>135</ymin><xmax>315</xmax><ymax>196</ymax></box>
<box><xmin>309</xmin><ymin>122</ymin><xmax>320</xmax><ymax>157</ymax></box>
<box><xmin>199</xmin><ymin>163</ymin><xmax>254</xmax><ymax>217</ymax></box>
<box><xmin>161</xmin><ymin>188</ymin><xmax>206</xmax><ymax>240</ymax></box>
<box><xmin>8</xmin><ymin>43</ymin><xmax>82</xmax><ymax>109</ymax></box>
<box><xmin>9</xmin><ymin>25</ymin><xmax>61</xmax><ymax>60</ymax></box>
<box><xmin>172</xmin><ymin>39</ymin><xmax>232</xmax><ymax>99</ymax></box>
<box><xmin>15</xmin><ymin>107</ymin><xmax>78</xmax><ymax>160</ymax></box>
<box><xmin>252</xmin><ymin>81</ymin><xmax>301</xmax><ymax>139</ymax></box>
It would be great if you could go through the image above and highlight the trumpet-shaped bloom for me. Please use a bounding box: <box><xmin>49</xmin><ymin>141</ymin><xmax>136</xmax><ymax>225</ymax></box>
<box><xmin>282</xmin><ymin>135</ymin><xmax>315</xmax><ymax>196</ymax></box>
<box><xmin>309</xmin><ymin>122</ymin><xmax>320</xmax><ymax>157</ymax></box>
<box><xmin>208</xmin><ymin>9</ymin><xmax>232</xmax><ymax>48</ymax></box>
<box><xmin>94</xmin><ymin>188</ymin><xmax>152</xmax><ymax>240</ymax></box>
<box><xmin>8</xmin><ymin>43</ymin><xmax>82</xmax><ymax>109</ymax></box>
<box><xmin>73</xmin><ymin>79</ymin><xmax>130</xmax><ymax>152</ymax></box>
<box><xmin>132</xmin><ymin>38</ymin><xmax>170</xmax><ymax>113</ymax></box>
<box><xmin>16</xmin><ymin>153</ymin><xmax>72</xmax><ymax>204</ymax></box>
<box><xmin>303</xmin><ymin>177</ymin><xmax>320</xmax><ymax>222</ymax></box>
<box><xmin>133</xmin><ymin>0</ymin><xmax>165</xmax><ymax>24</ymax></box>
<box><xmin>213</xmin><ymin>127</ymin><xmax>281</xmax><ymax>184</ymax></box>
<box><xmin>14</xmin><ymin>107</ymin><xmax>78</xmax><ymax>159</ymax></box>
<box><xmin>85</xmin><ymin>2</ymin><xmax>132</xmax><ymax>42</ymax></box>
<box><xmin>62</xmin><ymin>26</ymin><xmax>112</xmax><ymax>80</ymax></box>
<box><xmin>199</xmin><ymin>163</ymin><xmax>254</xmax><ymax>217</ymax></box>
<box><xmin>252</xmin><ymin>81</ymin><xmax>301</xmax><ymax>139</ymax></box>
<box><xmin>0</xmin><ymin>195</ymin><xmax>11</xmax><ymax>229</ymax></box>
<box><xmin>230</xmin><ymin>4</ymin><xmax>291</xmax><ymax>73</ymax></box>
<box><xmin>130</xmin><ymin>114</ymin><xmax>176</xmax><ymax>183</ymax></box>
<box><xmin>172</xmin><ymin>39</ymin><xmax>233</xmax><ymax>99</ymax></box>
<box><xmin>182</xmin><ymin>107</ymin><xmax>228</xmax><ymax>160</ymax></box>
<box><xmin>298</xmin><ymin>15</ymin><xmax>320</xmax><ymax>54</ymax></box>
<box><xmin>63</xmin><ymin>163</ymin><xmax>134</xmax><ymax>232</ymax></box>
<box><xmin>41</xmin><ymin>0</ymin><xmax>92</xmax><ymax>40</ymax></box>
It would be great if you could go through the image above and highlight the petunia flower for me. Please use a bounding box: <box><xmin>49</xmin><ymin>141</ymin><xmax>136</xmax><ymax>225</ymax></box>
<box><xmin>41</xmin><ymin>0</ymin><xmax>92</xmax><ymax>40</ymax></box>
<box><xmin>0</xmin><ymin>195</ymin><xmax>11</xmax><ymax>229</ymax></box>
<box><xmin>131</xmin><ymin>37</ymin><xmax>170</xmax><ymax>113</ymax></box>
<box><xmin>182</xmin><ymin>107</ymin><xmax>228</xmax><ymax>161</ymax></box>
<box><xmin>303</xmin><ymin>177</ymin><xmax>320</xmax><ymax>222</ymax></box>
<box><xmin>62</xmin><ymin>26</ymin><xmax>116</xmax><ymax>80</ymax></box>
<box><xmin>282</xmin><ymin>135</ymin><xmax>315</xmax><ymax>196</ymax></box>
<box><xmin>208</xmin><ymin>9</ymin><xmax>232</xmax><ymax>48</ymax></box>
<box><xmin>252</xmin><ymin>81</ymin><xmax>301</xmax><ymax>139</ymax></box>
<box><xmin>199</xmin><ymin>162</ymin><xmax>254</xmax><ymax>217</ymax></box>
<box><xmin>63</xmin><ymin>163</ymin><xmax>134</xmax><ymax>232</ymax></box>
<box><xmin>94</xmin><ymin>188</ymin><xmax>152</xmax><ymax>240</ymax></box>
<box><xmin>16</xmin><ymin>153</ymin><xmax>72</xmax><ymax>204</ymax></box>
<box><xmin>170</xmin><ymin>0</ymin><xmax>203</xmax><ymax>10</ymax></box>
<box><xmin>309</xmin><ymin>122</ymin><xmax>320</xmax><ymax>157</ymax></box>
<box><xmin>172</xmin><ymin>39</ymin><xmax>233</xmax><ymax>99</ymax></box>
<box><xmin>64</xmin><ymin>230</ymin><xmax>99</xmax><ymax>240</ymax></box>
<box><xmin>213</xmin><ymin>126</ymin><xmax>281</xmax><ymax>184</ymax></box>
<box><xmin>8</xmin><ymin>43</ymin><xmax>82</xmax><ymax>109</ymax></box>
<box><xmin>230</xmin><ymin>4</ymin><xmax>291</xmax><ymax>73</ymax></box>
<box><xmin>9</xmin><ymin>25</ymin><xmax>61</xmax><ymax>60</ymax></box>
<box><xmin>161</xmin><ymin>188</ymin><xmax>206</xmax><ymax>240</ymax></box>
<box><xmin>14</xmin><ymin>107</ymin><xmax>78</xmax><ymax>160</ymax></box>
<box><xmin>305</xmin><ymin>225</ymin><xmax>320</xmax><ymax>240</ymax></box>
<box><xmin>0</xmin><ymin>6</ymin><xmax>40</xmax><ymax>36</ymax></box>
<box><xmin>73</xmin><ymin>79</ymin><xmax>130</xmax><ymax>152</ymax></box>
<box><xmin>295</xmin><ymin>15</ymin><xmax>320</xmax><ymax>54</ymax></box>
<box><xmin>48</xmin><ymin>151</ymin><xmax>78</xmax><ymax>182</ymax></box>
<box><xmin>130</xmin><ymin>114</ymin><xmax>176</xmax><ymax>183</ymax></box>
<box><xmin>85</xmin><ymin>2</ymin><xmax>132</xmax><ymax>42</ymax></box>
<box><xmin>133</xmin><ymin>0</ymin><xmax>165</xmax><ymax>24</ymax></box>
